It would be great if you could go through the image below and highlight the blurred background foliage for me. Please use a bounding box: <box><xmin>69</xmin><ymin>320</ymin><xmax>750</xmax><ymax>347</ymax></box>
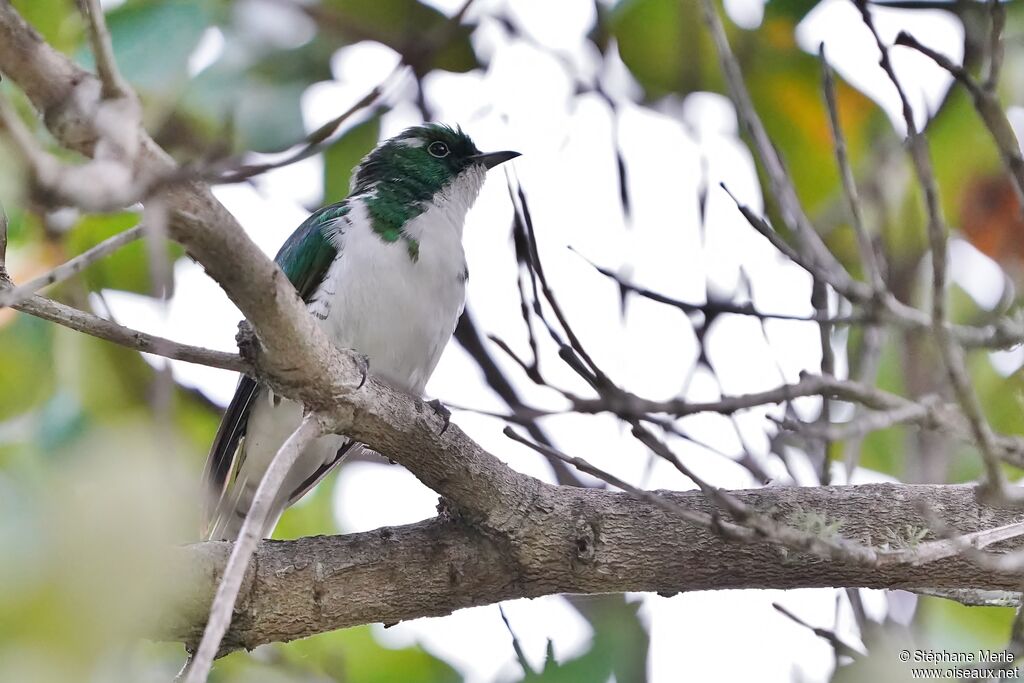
<box><xmin>3</xmin><ymin>0</ymin><xmax>1024</xmax><ymax>681</ymax></box>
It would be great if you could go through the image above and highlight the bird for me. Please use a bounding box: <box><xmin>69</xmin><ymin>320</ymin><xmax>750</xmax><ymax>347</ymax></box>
<box><xmin>201</xmin><ymin>123</ymin><xmax>519</xmax><ymax>541</ymax></box>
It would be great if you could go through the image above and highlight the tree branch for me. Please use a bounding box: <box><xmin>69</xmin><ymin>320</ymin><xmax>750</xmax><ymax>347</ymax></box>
<box><xmin>0</xmin><ymin>223</ymin><xmax>143</xmax><ymax>309</ymax></box>
<box><xmin>157</xmin><ymin>483</ymin><xmax>1024</xmax><ymax>651</ymax></box>
<box><xmin>11</xmin><ymin>292</ymin><xmax>248</xmax><ymax>372</ymax></box>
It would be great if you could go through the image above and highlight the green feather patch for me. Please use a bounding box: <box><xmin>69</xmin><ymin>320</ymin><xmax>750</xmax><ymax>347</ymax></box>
<box><xmin>274</xmin><ymin>202</ymin><xmax>345</xmax><ymax>302</ymax></box>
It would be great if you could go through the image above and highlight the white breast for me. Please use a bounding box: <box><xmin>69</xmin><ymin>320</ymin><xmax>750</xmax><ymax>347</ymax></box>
<box><xmin>315</xmin><ymin>166</ymin><xmax>484</xmax><ymax>394</ymax></box>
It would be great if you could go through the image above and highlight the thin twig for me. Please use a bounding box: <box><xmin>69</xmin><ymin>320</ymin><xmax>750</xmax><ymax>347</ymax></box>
<box><xmin>503</xmin><ymin>426</ymin><xmax>755</xmax><ymax>541</ymax></box>
<box><xmin>10</xmin><ymin>292</ymin><xmax>248</xmax><ymax>372</ymax></box>
<box><xmin>856</xmin><ymin>3</ymin><xmax>1016</xmax><ymax>503</ymax></box>
<box><xmin>499</xmin><ymin>606</ymin><xmax>536</xmax><ymax>677</ymax></box>
<box><xmin>985</xmin><ymin>0</ymin><xmax>1007</xmax><ymax>91</ymax></box>
<box><xmin>78</xmin><ymin>0</ymin><xmax>129</xmax><ymax>99</ymax></box>
<box><xmin>818</xmin><ymin>42</ymin><xmax>884</xmax><ymax>292</ymax></box>
<box><xmin>573</xmin><ymin>372</ymin><xmax>910</xmax><ymax>419</ymax></box>
<box><xmin>212</xmin><ymin>82</ymin><xmax>392</xmax><ymax>185</ymax></box>
<box><xmin>0</xmin><ymin>199</ymin><xmax>7</xmax><ymax>269</ymax></box>
<box><xmin>721</xmin><ymin>181</ymin><xmax>1024</xmax><ymax>349</ymax></box>
<box><xmin>509</xmin><ymin>179</ymin><xmax>607</xmax><ymax>389</ymax></box>
<box><xmin>718</xmin><ymin>183</ymin><xmax>874</xmax><ymax>304</ymax></box>
<box><xmin>0</xmin><ymin>223</ymin><xmax>144</xmax><ymax>309</ymax></box>
<box><xmin>895</xmin><ymin>31</ymin><xmax>1024</xmax><ymax>207</ymax></box>
<box><xmin>812</xmin><ymin>279</ymin><xmax>835</xmax><ymax>485</ymax></box>
<box><xmin>184</xmin><ymin>416</ymin><xmax>324</xmax><ymax>683</ymax></box>
<box><xmin>628</xmin><ymin>421</ymin><xmax>886</xmax><ymax>564</ymax></box>
<box><xmin>699</xmin><ymin>0</ymin><xmax>858</xmax><ymax>294</ymax></box>
<box><xmin>772</xmin><ymin>603</ymin><xmax>863</xmax><ymax>660</ymax></box>
<box><xmin>843</xmin><ymin>325</ymin><xmax>886</xmax><ymax>476</ymax></box>
<box><xmin>571</xmin><ymin>245</ymin><xmax>861</xmax><ymax>324</ymax></box>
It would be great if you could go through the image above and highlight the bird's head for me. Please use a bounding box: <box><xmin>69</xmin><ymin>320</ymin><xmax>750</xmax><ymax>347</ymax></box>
<box><xmin>350</xmin><ymin>123</ymin><xmax>519</xmax><ymax>198</ymax></box>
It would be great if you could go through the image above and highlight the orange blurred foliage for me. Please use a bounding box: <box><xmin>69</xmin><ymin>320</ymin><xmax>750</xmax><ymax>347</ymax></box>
<box><xmin>960</xmin><ymin>174</ymin><xmax>1024</xmax><ymax>275</ymax></box>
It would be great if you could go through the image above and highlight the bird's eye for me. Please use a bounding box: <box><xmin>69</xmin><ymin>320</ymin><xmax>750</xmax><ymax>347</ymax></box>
<box><xmin>428</xmin><ymin>141</ymin><xmax>450</xmax><ymax>158</ymax></box>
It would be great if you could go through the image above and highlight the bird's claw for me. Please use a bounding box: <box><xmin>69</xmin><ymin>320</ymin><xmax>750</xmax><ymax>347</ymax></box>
<box><xmin>354</xmin><ymin>353</ymin><xmax>370</xmax><ymax>390</ymax></box>
<box><xmin>428</xmin><ymin>398</ymin><xmax>451</xmax><ymax>435</ymax></box>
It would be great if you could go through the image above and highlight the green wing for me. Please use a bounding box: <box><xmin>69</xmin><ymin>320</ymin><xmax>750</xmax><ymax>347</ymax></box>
<box><xmin>274</xmin><ymin>202</ymin><xmax>348</xmax><ymax>302</ymax></box>
<box><xmin>201</xmin><ymin>201</ymin><xmax>348</xmax><ymax>538</ymax></box>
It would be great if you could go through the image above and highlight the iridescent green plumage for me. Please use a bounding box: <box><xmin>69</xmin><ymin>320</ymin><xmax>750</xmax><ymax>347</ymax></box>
<box><xmin>274</xmin><ymin>203</ymin><xmax>348</xmax><ymax>302</ymax></box>
<box><xmin>353</xmin><ymin>124</ymin><xmax>482</xmax><ymax>257</ymax></box>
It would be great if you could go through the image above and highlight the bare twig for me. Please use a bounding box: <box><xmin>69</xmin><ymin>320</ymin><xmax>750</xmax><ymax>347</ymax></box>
<box><xmin>77</xmin><ymin>0</ymin><xmax>129</xmax><ymax>99</ymax></box>
<box><xmin>0</xmin><ymin>223</ymin><xmax>144</xmax><ymax>309</ymax></box>
<box><xmin>819</xmin><ymin>43</ymin><xmax>884</xmax><ymax>292</ymax></box>
<box><xmin>856</xmin><ymin>3</ymin><xmax>1016</xmax><ymax>502</ymax></box>
<box><xmin>499</xmin><ymin>606</ymin><xmax>536</xmax><ymax>677</ymax></box>
<box><xmin>503</xmin><ymin>426</ymin><xmax>756</xmax><ymax>541</ymax></box>
<box><xmin>776</xmin><ymin>397</ymin><xmax>941</xmax><ymax>443</ymax></box>
<box><xmin>0</xmin><ymin>199</ymin><xmax>7</xmax><ymax>269</ymax></box>
<box><xmin>910</xmin><ymin>511</ymin><xmax>1024</xmax><ymax>571</ymax></box>
<box><xmin>812</xmin><ymin>279</ymin><xmax>835</xmax><ymax>485</ymax></box>
<box><xmin>213</xmin><ymin>82</ymin><xmax>391</xmax><ymax>185</ymax></box>
<box><xmin>843</xmin><ymin>325</ymin><xmax>886</xmax><ymax>476</ymax></box>
<box><xmin>509</xmin><ymin>180</ymin><xmax>607</xmax><ymax>389</ymax></box>
<box><xmin>571</xmin><ymin>245</ymin><xmax>860</xmax><ymax>324</ymax></box>
<box><xmin>894</xmin><ymin>31</ymin><xmax>1024</xmax><ymax>207</ymax></box>
<box><xmin>184</xmin><ymin>415</ymin><xmax>324</xmax><ymax>683</ymax></box>
<box><xmin>773</xmin><ymin>603</ymin><xmax>863</xmax><ymax>660</ymax></box>
<box><xmin>11</xmin><ymin>293</ymin><xmax>248</xmax><ymax>372</ymax></box>
<box><xmin>985</xmin><ymin>0</ymin><xmax>1007</xmax><ymax>90</ymax></box>
<box><xmin>699</xmin><ymin>0</ymin><xmax>858</xmax><ymax>294</ymax></box>
<box><xmin>628</xmin><ymin>421</ymin><xmax>890</xmax><ymax>564</ymax></box>
<box><xmin>573</xmin><ymin>372</ymin><xmax>907</xmax><ymax>419</ymax></box>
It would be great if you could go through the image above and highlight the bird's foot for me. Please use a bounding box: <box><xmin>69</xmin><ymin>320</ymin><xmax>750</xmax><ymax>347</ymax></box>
<box><xmin>427</xmin><ymin>398</ymin><xmax>451</xmax><ymax>435</ymax></box>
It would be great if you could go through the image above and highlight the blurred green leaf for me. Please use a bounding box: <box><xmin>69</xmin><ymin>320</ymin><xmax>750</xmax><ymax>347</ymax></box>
<box><xmin>183</xmin><ymin>49</ymin><xmax>314</xmax><ymax>153</ymax></box>
<box><xmin>66</xmin><ymin>212</ymin><xmax>183</xmax><ymax>296</ymax></box>
<box><xmin>34</xmin><ymin>391</ymin><xmax>88</xmax><ymax>454</ymax></box>
<box><xmin>78</xmin><ymin>0</ymin><xmax>210</xmax><ymax>93</ymax></box>
<box><xmin>522</xmin><ymin>635</ymin><xmax>612</xmax><ymax>683</ymax></box>
<box><xmin>926</xmin><ymin>88</ymin><xmax>1003</xmax><ymax>227</ymax></box>
<box><xmin>11</xmin><ymin>0</ymin><xmax>82</xmax><ymax>53</ymax></box>
<box><xmin>323</xmin><ymin>0</ymin><xmax>477</xmax><ymax>73</ymax></box>
<box><xmin>0</xmin><ymin>315</ymin><xmax>56</xmax><ymax>420</ymax></box>
<box><xmin>763</xmin><ymin>0</ymin><xmax>823</xmax><ymax>22</ymax></box>
<box><xmin>272</xmin><ymin>469</ymin><xmax>339</xmax><ymax>539</ymax></box>
<box><xmin>919</xmin><ymin>597</ymin><xmax>1014</xmax><ymax>653</ymax></box>
<box><xmin>610</xmin><ymin>0</ymin><xmax>712</xmax><ymax>96</ymax></box>
<box><xmin>0</xmin><ymin>423</ymin><xmax>193</xmax><ymax>682</ymax></box>
<box><xmin>55</xmin><ymin>326</ymin><xmax>151</xmax><ymax>417</ymax></box>
<box><xmin>215</xmin><ymin>624</ymin><xmax>462</xmax><ymax>683</ymax></box>
<box><xmin>853</xmin><ymin>333</ymin><xmax>906</xmax><ymax>478</ymax></box>
<box><xmin>323</xmin><ymin>116</ymin><xmax>381</xmax><ymax>202</ymax></box>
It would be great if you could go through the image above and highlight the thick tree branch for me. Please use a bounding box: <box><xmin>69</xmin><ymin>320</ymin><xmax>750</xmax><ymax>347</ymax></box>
<box><xmin>157</xmin><ymin>483</ymin><xmax>1024</xmax><ymax>651</ymax></box>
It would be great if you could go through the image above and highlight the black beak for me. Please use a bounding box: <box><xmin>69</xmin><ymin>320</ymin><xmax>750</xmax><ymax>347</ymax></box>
<box><xmin>470</xmin><ymin>150</ymin><xmax>521</xmax><ymax>169</ymax></box>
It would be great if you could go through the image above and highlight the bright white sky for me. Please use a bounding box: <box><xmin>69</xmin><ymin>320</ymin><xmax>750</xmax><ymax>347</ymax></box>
<box><xmin>97</xmin><ymin>0</ymin><xmax>981</xmax><ymax>680</ymax></box>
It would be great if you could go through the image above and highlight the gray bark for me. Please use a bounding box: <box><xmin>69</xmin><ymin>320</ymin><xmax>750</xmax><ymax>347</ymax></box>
<box><xmin>158</xmin><ymin>483</ymin><xmax>1024</xmax><ymax>651</ymax></box>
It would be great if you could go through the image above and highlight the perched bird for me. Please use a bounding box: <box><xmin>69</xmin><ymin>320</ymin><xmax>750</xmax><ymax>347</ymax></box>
<box><xmin>202</xmin><ymin>124</ymin><xmax>519</xmax><ymax>541</ymax></box>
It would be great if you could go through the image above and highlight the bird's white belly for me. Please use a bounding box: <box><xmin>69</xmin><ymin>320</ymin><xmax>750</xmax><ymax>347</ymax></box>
<box><xmin>319</xmin><ymin>208</ymin><xmax>468</xmax><ymax>394</ymax></box>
